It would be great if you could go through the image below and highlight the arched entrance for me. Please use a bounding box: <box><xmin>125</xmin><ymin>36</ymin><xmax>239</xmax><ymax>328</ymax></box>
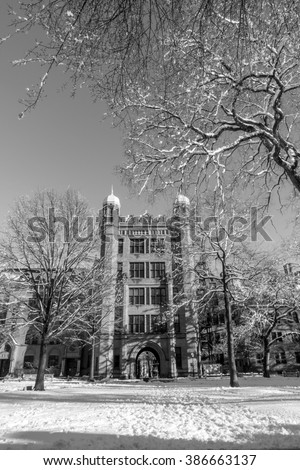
<box><xmin>136</xmin><ymin>347</ymin><xmax>160</xmax><ymax>379</ymax></box>
<box><xmin>0</xmin><ymin>343</ymin><xmax>11</xmax><ymax>377</ymax></box>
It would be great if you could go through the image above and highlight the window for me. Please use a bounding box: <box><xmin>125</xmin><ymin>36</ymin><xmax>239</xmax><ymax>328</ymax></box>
<box><xmin>150</xmin><ymin>262</ymin><xmax>165</xmax><ymax>278</ymax></box>
<box><xmin>275</xmin><ymin>352</ymin><xmax>287</xmax><ymax>364</ymax></box>
<box><xmin>171</xmin><ymin>237</ymin><xmax>181</xmax><ymax>254</ymax></box>
<box><xmin>0</xmin><ymin>304</ymin><xmax>8</xmax><ymax>321</ymax></box>
<box><xmin>118</xmin><ymin>239</ymin><xmax>124</xmax><ymax>254</ymax></box>
<box><xmin>150</xmin><ymin>315</ymin><xmax>159</xmax><ymax>331</ymax></box>
<box><xmin>48</xmin><ymin>355</ymin><xmax>59</xmax><ymax>368</ymax></box>
<box><xmin>23</xmin><ymin>355</ymin><xmax>34</xmax><ymax>369</ymax></box>
<box><xmin>256</xmin><ymin>353</ymin><xmax>263</xmax><ymax>364</ymax></box>
<box><xmin>295</xmin><ymin>351</ymin><xmax>300</xmax><ymax>363</ymax></box>
<box><xmin>173</xmin><ymin>286</ymin><xmax>181</xmax><ymax>304</ymax></box>
<box><xmin>272</xmin><ymin>331</ymin><xmax>283</xmax><ymax>342</ymax></box>
<box><xmin>130</xmin><ymin>262</ymin><xmax>145</xmax><ymax>278</ymax></box>
<box><xmin>130</xmin><ymin>238</ymin><xmax>145</xmax><ymax>254</ymax></box>
<box><xmin>28</xmin><ymin>297</ymin><xmax>38</xmax><ymax>309</ymax></box>
<box><xmin>129</xmin><ymin>315</ymin><xmax>145</xmax><ymax>333</ymax></box>
<box><xmin>174</xmin><ymin>314</ymin><xmax>180</xmax><ymax>333</ymax></box>
<box><xmin>117</xmin><ymin>262</ymin><xmax>123</xmax><ymax>276</ymax></box>
<box><xmin>151</xmin><ymin>287</ymin><xmax>167</xmax><ymax>305</ymax></box>
<box><xmin>129</xmin><ymin>288</ymin><xmax>145</xmax><ymax>305</ymax></box>
<box><xmin>175</xmin><ymin>347</ymin><xmax>182</xmax><ymax>368</ymax></box>
<box><xmin>150</xmin><ymin>238</ymin><xmax>165</xmax><ymax>253</ymax></box>
<box><xmin>114</xmin><ymin>355</ymin><xmax>120</xmax><ymax>369</ymax></box>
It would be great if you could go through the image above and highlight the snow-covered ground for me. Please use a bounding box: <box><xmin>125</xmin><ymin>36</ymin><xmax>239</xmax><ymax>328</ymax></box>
<box><xmin>0</xmin><ymin>376</ymin><xmax>300</xmax><ymax>450</ymax></box>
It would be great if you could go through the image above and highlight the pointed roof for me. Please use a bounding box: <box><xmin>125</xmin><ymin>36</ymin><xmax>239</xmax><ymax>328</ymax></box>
<box><xmin>175</xmin><ymin>193</ymin><xmax>190</xmax><ymax>206</ymax></box>
<box><xmin>103</xmin><ymin>187</ymin><xmax>121</xmax><ymax>209</ymax></box>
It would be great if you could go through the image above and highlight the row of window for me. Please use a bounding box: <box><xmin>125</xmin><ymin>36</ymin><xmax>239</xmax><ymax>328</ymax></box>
<box><xmin>128</xmin><ymin>262</ymin><xmax>166</xmax><ymax>279</ymax></box>
<box><xmin>256</xmin><ymin>351</ymin><xmax>300</xmax><ymax>364</ymax></box>
<box><xmin>128</xmin><ymin>314</ymin><xmax>180</xmax><ymax>334</ymax></box>
<box><xmin>24</xmin><ymin>354</ymin><xmax>59</xmax><ymax>369</ymax></box>
<box><xmin>129</xmin><ymin>287</ymin><xmax>167</xmax><ymax>305</ymax></box>
<box><xmin>128</xmin><ymin>314</ymin><xmax>167</xmax><ymax>334</ymax></box>
<box><xmin>118</xmin><ymin>238</ymin><xmax>165</xmax><ymax>254</ymax></box>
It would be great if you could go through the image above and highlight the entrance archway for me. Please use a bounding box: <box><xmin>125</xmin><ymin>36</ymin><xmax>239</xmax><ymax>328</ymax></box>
<box><xmin>136</xmin><ymin>347</ymin><xmax>160</xmax><ymax>379</ymax></box>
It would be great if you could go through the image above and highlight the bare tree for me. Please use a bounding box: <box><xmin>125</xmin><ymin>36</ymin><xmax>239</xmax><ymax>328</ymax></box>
<box><xmin>235</xmin><ymin>259</ymin><xmax>300</xmax><ymax>377</ymax></box>
<box><xmin>4</xmin><ymin>1</ymin><xmax>300</xmax><ymax>200</ymax></box>
<box><xmin>170</xmin><ymin>196</ymin><xmax>257</xmax><ymax>387</ymax></box>
<box><xmin>0</xmin><ymin>188</ymin><xmax>100</xmax><ymax>390</ymax></box>
<box><xmin>69</xmin><ymin>257</ymin><xmax>123</xmax><ymax>381</ymax></box>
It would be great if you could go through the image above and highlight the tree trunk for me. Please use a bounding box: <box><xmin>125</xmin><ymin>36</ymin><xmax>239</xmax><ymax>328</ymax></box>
<box><xmin>89</xmin><ymin>337</ymin><xmax>95</xmax><ymax>381</ymax></box>
<box><xmin>263</xmin><ymin>337</ymin><xmax>271</xmax><ymax>378</ymax></box>
<box><xmin>197</xmin><ymin>336</ymin><xmax>202</xmax><ymax>378</ymax></box>
<box><xmin>34</xmin><ymin>338</ymin><xmax>47</xmax><ymax>391</ymax></box>
<box><xmin>224</xmin><ymin>294</ymin><xmax>239</xmax><ymax>387</ymax></box>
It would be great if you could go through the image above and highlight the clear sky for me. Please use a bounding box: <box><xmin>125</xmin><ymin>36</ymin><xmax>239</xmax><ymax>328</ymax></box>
<box><xmin>0</xmin><ymin>2</ymin><xmax>297</xmax><ymax>252</ymax></box>
<box><xmin>0</xmin><ymin>1</ymin><xmax>171</xmax><ymax>225</ymax></box>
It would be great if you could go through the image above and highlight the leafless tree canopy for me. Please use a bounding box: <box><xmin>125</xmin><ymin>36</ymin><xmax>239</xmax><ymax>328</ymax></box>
<box><xmin>4</xmin><ymin>1</ymin><xmax>300</xmax><ymax>198</ymax></box>
<box><xmin>0</xmin><ymin>189</ymin><xmax>100</xmax><ymax>389</ymax></box>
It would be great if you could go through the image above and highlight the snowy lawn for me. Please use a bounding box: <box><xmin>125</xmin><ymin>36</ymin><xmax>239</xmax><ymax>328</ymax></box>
<box><xmin>0</xmin><ymin>376</ymin><xmax>300</xmax><ymax>450</ymax></box>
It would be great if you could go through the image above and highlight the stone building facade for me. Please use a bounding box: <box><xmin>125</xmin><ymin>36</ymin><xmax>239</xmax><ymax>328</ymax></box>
<box><xmin>0</xmin><ymin>191</ymin><xmax>200</xmax><ymax>379</ymax></box>
<box><xmin>1</xmin><ymin>190</ymin><xmax>300</xmax><ymax>379</ymax></box>
<box><xmin>97</xmin><ymin>191</ymin><xmax>198</xmax><ymax>379</ymax></box>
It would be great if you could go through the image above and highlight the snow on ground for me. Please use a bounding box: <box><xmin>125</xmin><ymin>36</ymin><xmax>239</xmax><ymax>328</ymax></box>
<box><xmin>0</xmin><ymin>376</ymin><xmax>300</xmax><ymax>450</ymax></box>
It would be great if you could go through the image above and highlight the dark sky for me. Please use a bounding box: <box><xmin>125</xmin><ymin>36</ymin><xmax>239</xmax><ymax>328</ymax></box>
<box><xmin>0</xmin><ymin>1</ymin><xmax>296</xmax><ymax>252</ymax></box>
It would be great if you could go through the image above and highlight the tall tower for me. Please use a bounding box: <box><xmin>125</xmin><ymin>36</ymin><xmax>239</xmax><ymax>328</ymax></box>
<box><xmin>98</xmin><ymin>189</ymin><xmax>120</xmax><ymax>377</ymax></box>
<box><xmin>173</xmin><ymin>194</ymin><xmax>198</xmax><ymax>376</ymax></box>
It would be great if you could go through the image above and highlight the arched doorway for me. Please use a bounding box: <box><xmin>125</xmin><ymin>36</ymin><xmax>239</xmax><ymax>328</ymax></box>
<box><xmin>136</xmin><ymin>348</ymin><xmax>160</xmax><ymax>379</ymax></box>
<box><xmin>0</xmin><ymin>343</ymin><xmax>11</xmax><ymax>377</ymax></box>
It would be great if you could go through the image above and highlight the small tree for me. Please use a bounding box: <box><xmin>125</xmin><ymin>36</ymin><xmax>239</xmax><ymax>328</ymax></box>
<box><xmin>69</xmin><ymin>257</ymin><xmax>123</xmax><ymax>381</ymax></box>
<box><xmin>0</xmin><ymin>188</ymin><xmax>100</xmax><ymax>390</ymax></box>
<box><xmin>236</xmin><ymin>260</ymin><xmax>300</xmax><ymax>377</ymax></box>
<box><xmin>170</xmin><ymin>195</ymin><xmax>255</xmax><ymax>387</ymax></box>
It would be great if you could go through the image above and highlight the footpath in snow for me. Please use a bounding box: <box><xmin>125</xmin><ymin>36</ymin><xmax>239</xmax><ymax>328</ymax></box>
<box><xmin>0</xmin><ymin>376</ymin><xmax>299</xmax><ymax>449</ymax></box>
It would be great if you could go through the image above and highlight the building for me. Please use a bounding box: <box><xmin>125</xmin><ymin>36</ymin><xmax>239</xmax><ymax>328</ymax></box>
<box><xmin>0</xmin><ymin>191</ymin><xmax>200</xmax><ymax>379</ymax></box>
<box><xmin>97</xmin><ymin>190</ymin><xmax>198</xmax><ymax>379</ymax></box>
<box><xmin>1</xmin><ymin>190</ymin><xmax>300</xmax><ymax>379</ymax></box>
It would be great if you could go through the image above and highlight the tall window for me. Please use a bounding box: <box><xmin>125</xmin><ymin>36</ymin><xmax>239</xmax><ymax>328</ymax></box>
<box><xmin>129</xmin><ymin>288</ymin><xmax>145</xmax><ymax>305</ymax></box>
<box><xmin>129</xmin><ymin>315</ymin><xmax>145</xmax><ymax>333</ymax></box>
<box><xmin>130</xmin><ymin>238</ymin><xmax>145</xmax><ymax>254</ymax></box>
<box><xmin>175</xmin><ymin>347</ymin><xmax>182</xmax><ymax>368</ymax></box>
<box><xmin>174</xmin><ymin>313</ymin><xmax>180</xmax><ymax>333</ymax></box>
<box><xmin>150</xmin><ymin>262</ymin><xmax>166</xmax><ymax>278</ymax></box>
<box><xmin>118</xmin><ymin>238</ymin><xmax>124</xmax><ymax>254</ymax></box>
<box><xmin>130</xmin><ymin>262</ymin><xmax>145</xmax><ymax>278</ymax></box>
<box><xmin>117</xmin><ymin>262</ymin><xmax>123</xmax><ymax>276</ymax></box>
<box><xmin>114</xmin><ymin>355</ymin><xmax>120</xmax><ymax>369</ymax></box>
<box><xmin>275</xmin><ymin>352</ymin><xmax>287</xmax><ymax>364</ymax></box>
<box><xmin>151</xmin><ymin>287</ymin><xmax>167</xmax><ymax>305</ymax></box>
